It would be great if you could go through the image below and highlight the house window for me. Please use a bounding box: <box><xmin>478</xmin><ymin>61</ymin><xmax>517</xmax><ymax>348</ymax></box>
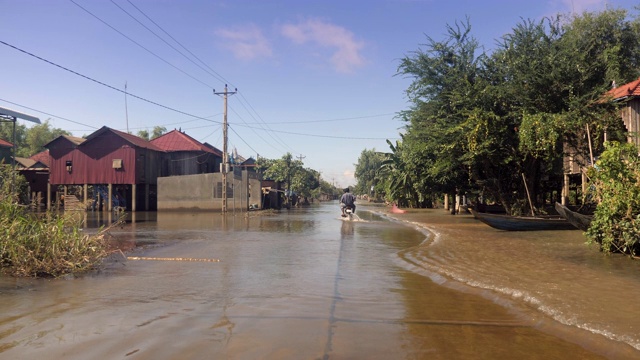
<box><xmin>112</xmin><ymin>159</ymin><xmax>123</xmax><ymax>169</ymax></box>
<box><xmin>65</xmin><ymin>160</ymin><xmax>72</xmax><ymax>173</ymax></box>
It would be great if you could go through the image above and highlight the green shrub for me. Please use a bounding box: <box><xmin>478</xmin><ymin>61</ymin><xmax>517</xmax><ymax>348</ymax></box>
<box><xmin>586</xmin><ymin>142</ymin><xmax>640</xmax><ymax>256</ymax></box>
<box><xmin>0</xmin><ymin>165</ymin><xmax>116</xmax><ymax>277</ymax></box>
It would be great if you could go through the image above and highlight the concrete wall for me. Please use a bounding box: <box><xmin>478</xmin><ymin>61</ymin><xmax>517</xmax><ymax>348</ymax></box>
<box><xmin>157</xmin><ymin>170</ymin><xmax>261</xmax><ymax>211</ymax></box>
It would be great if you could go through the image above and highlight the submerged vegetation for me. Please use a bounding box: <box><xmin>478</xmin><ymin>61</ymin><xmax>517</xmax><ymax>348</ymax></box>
<box><xmin>0</xmin><ymin>165</ymin><xmax>116</xmax><ymax>277</ymax></box>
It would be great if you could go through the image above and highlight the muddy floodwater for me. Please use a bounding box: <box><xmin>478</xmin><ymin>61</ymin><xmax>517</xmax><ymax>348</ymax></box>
<box><xmin>1</xmin><ymin>203</ymin><xmax>639</xmax><ymax>359</ymax></box>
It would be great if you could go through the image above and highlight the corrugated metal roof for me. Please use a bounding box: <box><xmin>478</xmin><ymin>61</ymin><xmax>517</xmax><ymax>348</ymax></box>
<box><xmin>606</xmin><ymin>77</ymin><xmax>640</xmax><ymax>100</ymax></box>
<box><xmin>44</xmin><ymin>134</ymin><xmax>86</xmax><ymax>149</ymax></box>
<box><xmin>30</xmin><ymin>150</ymin><xmax>50</xmax><ymax>167</ymax></box>
<box><xmin>0</xmin><ymin>138</ymin><xmax>14</xmax><ymax>148</ymax></box>
<box><xmin>151</xmin><ymin>130</ymin><xmax>217</xmax><ymax>154</ymax></box>
<box><xmin>84</xmin><ymin>126</ymin><xmax>164</xmax><ymax>152</ymax></box>
<box><xmin>14</xmin><ymin>157</ymin><xmax>37</xmax><ymax>168</ymax></box>
<box><xmin>203</xmin><ymin>142</ymin><xmax>223</xmax><ymax>156</ymax></box>
<box><xmin>62</xmin><ymin>135</ymin><xmax>86</xmax><ymax>145</ymax></box>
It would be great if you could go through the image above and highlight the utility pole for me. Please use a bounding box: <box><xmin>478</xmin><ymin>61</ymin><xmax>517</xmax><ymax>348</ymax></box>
<box><xmin>297</xmin><ymin>154</ymin><xmax>305</xmax><ymax>162</ymax></box>
<box><xmin>214</xmin><ymin>85</ymin><xmax>237</xmax><ymax>213</ymax></box>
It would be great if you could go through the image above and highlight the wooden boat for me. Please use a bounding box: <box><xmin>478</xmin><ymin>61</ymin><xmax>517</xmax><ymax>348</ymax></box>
<box><xmin>554</xmin><ymin>202</ymin><xmax>593</xmax><ymax>231</ymax></box>
<box><xmin>469</xmin><ymin>209</ymin><xmax>578</xmax><ymax>231</ymax></box>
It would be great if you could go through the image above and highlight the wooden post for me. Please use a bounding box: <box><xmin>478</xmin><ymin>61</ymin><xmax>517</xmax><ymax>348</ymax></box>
<box><xmin>522</xmin><ymin>173</ymin><xmax>535</xmax><ymax>216</ymax></box>
<box><xmin>581</xmin><ymin>172</ymin><xmax>588</xmax><ymax>204</ymax></box>
<box><xmin>132</xmin><ymin>184</ymin><xmax>137</xmax><ymax>212</ymax></box>
<box><xmin>108</xmin><ymin>184</ymin><xmax>113</xmax><ymax>212</ymax></box>
<box><xmin>83</xmin><ymin>184</ymin><xmax>88</xmax><ymax>209</ymax></box>
<box><xmin>63</xmin><ymin>185</ymin><xmax>68</xmax><ymax>211</ymax></box>
<box><xmin>562</xmin><ymin>174</ymin><xmax>569</xmax><ymax>206</ymax></box>
<box><xmin>444</xmin><ymin>194</ymin><xmax>449</xmax><ymax>210</ymax></box>
<box><xmin>47</xmin><ymin>183</ymin><xmax>51</xmax><ymax>210</ymax></box>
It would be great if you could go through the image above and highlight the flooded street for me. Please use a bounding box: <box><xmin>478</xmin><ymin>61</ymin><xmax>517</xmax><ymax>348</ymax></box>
<box><xmin>0</xmin><ymin>203</ymin><xmax>638</xmax><ymax>359</ymax></box>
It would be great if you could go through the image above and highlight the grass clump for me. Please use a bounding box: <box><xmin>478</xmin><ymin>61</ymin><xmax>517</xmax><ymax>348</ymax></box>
<box><xmin>0</xmin><ymin>166</ymin><xmax>116</xmax><ymax>277</ymax></box>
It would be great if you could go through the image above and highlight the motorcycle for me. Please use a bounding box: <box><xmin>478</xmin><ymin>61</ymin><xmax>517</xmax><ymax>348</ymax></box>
<box><xmin>342</xmin><ymin>205</ymin><xmax>355</xmax><ymax>220</ymax></box>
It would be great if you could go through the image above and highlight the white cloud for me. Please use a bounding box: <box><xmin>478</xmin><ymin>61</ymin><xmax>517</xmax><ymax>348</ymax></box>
<box><xmin>341</xmin><ymin>169</ymin><xmax>356</xmax><ymax>187</ymax></box>
<box><xmin>281</xmin><ymin>18</ymin><xmax>365</xmax><ymax>73</ymax></box>
<box><xmin>215</xmin><ymin>24</ymin><xmax>273</xmax><ymax>61</ymax></box>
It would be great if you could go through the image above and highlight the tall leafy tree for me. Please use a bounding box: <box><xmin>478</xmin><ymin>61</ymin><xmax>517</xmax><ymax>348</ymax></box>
<box><xmin>151</xmin><ymin>126</ymin><xmax>167</xmax><ymax>139</ymax></box>
<box><xmin>23</xmin><ymin>120</ymin><xmax>70</xmax><ymax>156</ymax></box>
<box><xmin>261</xmin><ymin>153</ymin><xmax>303</xmax><ymax>206</ymax></box>
<box><xmin>397</xmin><ymin>18</ymin><xmax>485</xmax><ymax>205</ymax></box>
<box><xmin>354</xmin><ymin>148</ymin><xmax>385</xmax><ymax>197</ymax></box>
<box><xmin>0</xmin><ymin>119</ymin><xmax>69</xmax><ymax>157</ymax></box>
<box><xmin>137</xmin><ymin>129</ymin><xmax>150</xmax><ymax>140</ymax></box>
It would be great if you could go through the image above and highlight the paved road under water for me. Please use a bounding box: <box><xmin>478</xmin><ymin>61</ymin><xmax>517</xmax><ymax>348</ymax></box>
<box><xmin>0</xmin><ymin>203</ymin><xmax>638</xmax><ymax>359</ymax></box>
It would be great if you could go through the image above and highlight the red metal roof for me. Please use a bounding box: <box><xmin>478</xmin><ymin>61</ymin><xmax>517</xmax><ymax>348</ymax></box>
<box><xmin>30</xmin><ymin>150</ymin><xmax>50</xmax><ymax>167</ymax></box>
<box><xmin>151</xmin><ymin>129</ymin><xmax>218</xmax><ymax>154</ymax></box>
<box><xmin>84</xmin><ymin>126</ymin><xmax>164</xmax><ymax>152</ymax></box>
<box><xmin>606</xmin><ymin>77</ymin><xmax>640</xmax><ymax>100</ymax></box>
<box><xmin>0</xmin><ymin>138</ymin><xmax>13</xmax><ymax>148</ymax></box>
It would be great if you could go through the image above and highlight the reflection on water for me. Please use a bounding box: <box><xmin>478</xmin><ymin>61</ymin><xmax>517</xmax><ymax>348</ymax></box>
<box><xmin>0</xmin><ymin>203</ymin><xmax>637</xmax><ymax>359</ymax></box>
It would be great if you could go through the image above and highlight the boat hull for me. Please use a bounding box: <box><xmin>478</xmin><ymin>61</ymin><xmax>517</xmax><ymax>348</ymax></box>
<box><xmin>469</xmin><ymin>209</ymin><xmax>578</xmax><ymax>231</ymax></box>
<box><xmin>554</xmin><ymin>202</ymin><xmax>593</xmax><ymax>232</ymax></box>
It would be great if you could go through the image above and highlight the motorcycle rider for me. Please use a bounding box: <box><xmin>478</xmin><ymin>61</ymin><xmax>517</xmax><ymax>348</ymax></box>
<box><xmin>340</xmin><ymin>188</ymin><xmax>356</xmax><ymax>217</ymax></box>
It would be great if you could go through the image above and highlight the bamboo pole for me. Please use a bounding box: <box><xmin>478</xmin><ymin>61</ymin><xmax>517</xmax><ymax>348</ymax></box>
<box><xmin>522</xmin><ymin>173</ymin><xmax>535</xmax><ymax>217</ymax></box>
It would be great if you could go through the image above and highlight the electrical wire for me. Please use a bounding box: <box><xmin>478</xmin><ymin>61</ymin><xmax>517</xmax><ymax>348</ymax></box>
<box><xmin>116</xmin><ymin>0</ymin><xmax>297</xmax><ymax>154</ymax></box>
<box><xmin>123</xmin><ymin>0</ymin><xmax>230</xmax><ymax>85</ymax></box>
<box><xmin>69</xmin><ymin>0</ymin><xmax>215</xmax><ymax>89</ymax></box>
<box><xmin>0</xmin><ymin>98</ymin><xmax>99</xmax><ymax>130</ymax></box>
<box><xmin>232</xmin><ymin>122</ymin><xmax>399</xmax><ymax>140</ymax></box>
<box><xmin>0</xmin><ymin>40</ymin><xmax>222</xmax><ymax>125</ymax></box>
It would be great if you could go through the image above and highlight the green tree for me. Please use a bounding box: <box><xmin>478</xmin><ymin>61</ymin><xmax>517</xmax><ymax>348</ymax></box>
<box><xmin>0</xmin><ymin>119</ymin><xmax>69</xmax><ymax>157</ymax></box>
<box><xmin>353</xmin><ymin>148</ymin><xmax>385</xmax><ymax>198</ymax></box>
<box><xmin>397</xmin><ymin>18</ymin><xmax>484</xmax><ymax>206</ymax></box>
<box><xmin>262</xmin><ymin>153</ymin><xmax>303</xmax><ymax>206</ymax></box>
<box><xmin>137</xmin><ymin>129</ymin><xmax>150</xmax><ymax>140</ymax></box>
<box><xmin>392</xmin><ymin>9</ymin><xmax>640</xmax><ymax>214</ymax></box>
<box><xmin>0</xmin><ymin>121</ymin><xmax>27</xmax><ymax>155</ymax></box>
<box><xmin>151</xmin><ymin>126</ymin><xmax>167</xmax><ymax>139</ymax></box>
<box><xmin>291</xmin><ymin>167</ymin><xmax>320</xmax><ymax>204</ymax></box>
<box><xmin>23</xmin><ymin>120</ymin><xmax>70</xmax><ymax>156</ymax></box>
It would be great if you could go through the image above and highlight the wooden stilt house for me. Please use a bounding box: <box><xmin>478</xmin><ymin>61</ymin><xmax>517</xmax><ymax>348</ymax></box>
<box><xmin>45</xmin><ymin>127</ymin><xmax>164</xmax><ymax>211</ymax></box>
<box><xmin>150</xmin><ymin>129</ymin><xmax>222</xmax><ymax>175</ymax></box>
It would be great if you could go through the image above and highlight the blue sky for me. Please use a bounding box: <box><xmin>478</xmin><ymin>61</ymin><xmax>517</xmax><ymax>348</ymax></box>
<box><xmin>1</xmin><ymin>0</ymin><xmax>637</xmax><ymax>187</ymax></box>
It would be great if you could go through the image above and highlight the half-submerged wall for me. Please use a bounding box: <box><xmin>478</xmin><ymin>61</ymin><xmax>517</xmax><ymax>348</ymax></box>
<box><xmin>157</xmin><ymin>170</ymin><xmax>261</xmax><ymax>211</ymax></box>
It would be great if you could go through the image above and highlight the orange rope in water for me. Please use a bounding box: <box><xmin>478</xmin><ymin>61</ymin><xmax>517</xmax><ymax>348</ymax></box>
<box><xmin>127</xmin><ymin>256</ymin><xmax>220</xmax><ymax>262</ymax></box>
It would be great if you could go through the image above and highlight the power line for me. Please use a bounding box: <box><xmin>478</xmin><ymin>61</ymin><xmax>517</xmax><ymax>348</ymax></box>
<box><xmin>110</xmin><ymin>0</ymin><xmax>227</xmax><ymax>85</ymax></box>
<box><xmin>0</xmin><ymin>40</ymin><xmax>222</xmax><ymax>125</ymax></box>
<box><xmin>231</xmin><ymin>122</ymin><xmax>400</xmax><ymax>140</ymax></box>
<box><xmin>228</xmin><ymin>125</ymin><xmax>259</xmax><ymax>155</ymax></box>
<box><xmin>95</xmin><ymin>0</ymin><xmax>285</xmax><ymax>156</ymax></box>
<box><xmin>238</xmin><ymin>113</ymin><xmax>397</xmax><ymax>125</ymax></box>
<box><xmin>69</xmin><ymin>0</ymin><xmax>215</xmax><ymax>89</ymax></box>
<box><xmin>233</xmin><ymin>95</ymin><xmax>295</xmax><ymax>152</ymax></box>
<box><xmin>0</xmin><ymin>98</ymin><xmax>99</xmax><ymax>130</ymax></box>
<box><xmin>228</xmin><ymin>104</ymin><xmax>290</xmax><ymax>154</ymax></box>
<box><xmin>123</xmin><ymin>0</ymin><xmax>231</xmax><ymax>85</ymax></box>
